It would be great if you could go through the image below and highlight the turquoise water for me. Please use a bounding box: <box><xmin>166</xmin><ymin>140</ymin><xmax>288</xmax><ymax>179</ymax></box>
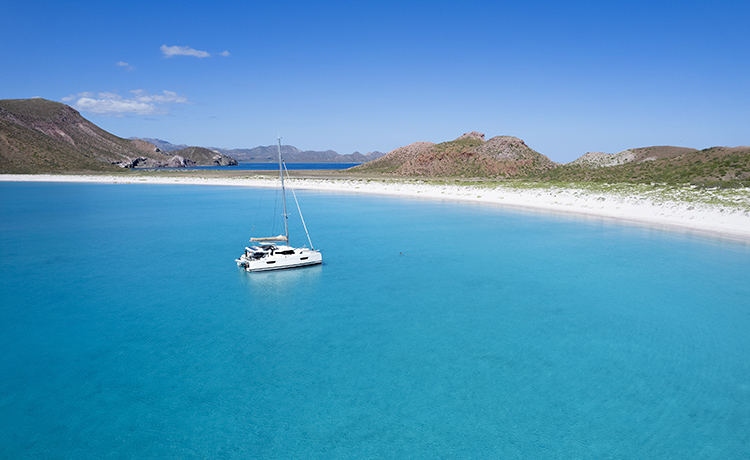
<box><xmin>1</xmin><ymin>182</ymin><xmax>749</xmax><ymax>458</ymax></box>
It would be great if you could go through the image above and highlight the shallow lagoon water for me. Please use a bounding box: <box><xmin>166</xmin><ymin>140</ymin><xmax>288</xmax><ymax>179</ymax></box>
<box><xmin>1</xmin><ymin>182</ymin><xmax>749</xmax><ymax>458</ymax></box>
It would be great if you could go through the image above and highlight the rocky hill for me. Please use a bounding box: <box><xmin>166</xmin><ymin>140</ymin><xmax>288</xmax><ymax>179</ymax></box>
<box><xmin>0</xmin><ymin>99</ymin><xmax>236</xmax><ymax>173</ymax></box>
<box><xmin>570</xmin><ymin>146</ymin><xmax>699</xmax><ymax>168</ymax></box>
<box><xmin>353</xmin><ymin>131</ymin><xmax>557</xmax><ymax>177</ymax></box>
<box><xmin>541</xmin><ymin>145</ymin><xmax>750</xmax><ymax>184</ymax></box>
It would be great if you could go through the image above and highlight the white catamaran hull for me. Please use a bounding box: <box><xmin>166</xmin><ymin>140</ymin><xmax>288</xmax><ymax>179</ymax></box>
<box><xmin>236</xmin><ymin>246</ymin><xmax>322</xmax><ymax>272</ymax></box>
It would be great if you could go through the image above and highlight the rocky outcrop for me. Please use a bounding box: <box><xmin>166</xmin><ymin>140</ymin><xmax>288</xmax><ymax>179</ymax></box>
<box><xmin>457</xmin><ymin>131</ymin><xmax>485</xmax><ymax>142</ymax></box>
<box><xmin>166</xmin><ymin>155</ymin><xmax>194</xmax><ymax>168</ymax></box>
<box><xmin>167</xmin><ymin>146</ymin><xmax>237</xmax><ymax>167</ymax></box>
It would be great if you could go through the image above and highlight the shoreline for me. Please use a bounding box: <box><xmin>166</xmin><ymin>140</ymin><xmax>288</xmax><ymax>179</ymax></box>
<box><xmin>3</xmin><ymin>173</ymin><xmax>750</xmax><ymax>244</ymax></box>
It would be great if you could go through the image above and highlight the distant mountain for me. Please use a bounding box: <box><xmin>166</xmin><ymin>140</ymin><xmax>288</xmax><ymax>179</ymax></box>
<box><xmin>133</xmin><ymin>138</ymin><xmax>191</xmax><ymax>152</ymax></box>
<box><xmin>0</xmin><ymin>99</ymin><xmax>236</xmax><ymax>173</ymax></box>
<box><xmin>132</xmin><ymin>138</ymin><xmax>385</xmax><ymax>163</ymax></box>
<box><xmin>353</xmin><ymin>131</ymin><xmax>557</xmax><ymax>177</ymax></box>
<box><xmin>211</xmin><ymin>145</ymin><xmax>385</xmax><ymax>163</ymax></box>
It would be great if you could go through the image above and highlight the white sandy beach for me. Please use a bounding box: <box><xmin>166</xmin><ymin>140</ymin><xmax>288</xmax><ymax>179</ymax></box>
<box><xmin>3</xmin><ymin>174</ymin><xmax>750</xmax><ymax>243</ymax></box>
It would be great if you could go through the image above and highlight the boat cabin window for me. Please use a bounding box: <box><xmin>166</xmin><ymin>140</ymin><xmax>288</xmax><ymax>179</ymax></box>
<box><xmin>277</xmin><ymin>249</ymin><xmax>295</xmax><ymax>255</ymax></box>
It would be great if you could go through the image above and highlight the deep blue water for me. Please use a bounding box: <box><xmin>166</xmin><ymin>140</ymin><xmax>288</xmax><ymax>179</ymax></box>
<box><xmin>148</xmin><ymin>162</ymin><xmax>361</xmax><ymax>171</ymax></box>
<box><xmin>1</xmin><ymin>182</ymin><xmax>749</xmax><ymax>459</ymax></box>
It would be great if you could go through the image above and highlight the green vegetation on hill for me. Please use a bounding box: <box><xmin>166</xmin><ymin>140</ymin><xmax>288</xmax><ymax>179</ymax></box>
<box><xmin>533</xmin><ymin>146</ymin><xmax>750</xmax><ymax>186</ymax></box>
<box><xmin>0</xmin><ymin>101</ymin><xmax>120</xmax><ymax>173</ymax></box>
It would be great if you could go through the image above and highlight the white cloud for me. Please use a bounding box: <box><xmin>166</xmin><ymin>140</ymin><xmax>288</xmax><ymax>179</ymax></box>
<box><xmin>160</xmin><ymin>44</ymin><xmax>210</xmax><ymax>58</ymax></box>
<box><xmin>116</xmin><ymin>61</ymin><xmax>134</xmax><ymax>71</ymax></box>
<box><xmin>62</xmin><ymin>90</ymin><xmax>191</xmax><ymax>116</ymax></box>
<box><xmin>75</xmin><ymin>97</ymin><xmax>155</xmax><ymax>116</ymax></box>
<box><xmin>220</xmin><ymin>51</ymin><xmax>230</xmax><ymax>57</ymax></box>
<box><xmin>130</xmin><ymin>89</ymin><xmax>188</xmax><ymax>104</ymax></box>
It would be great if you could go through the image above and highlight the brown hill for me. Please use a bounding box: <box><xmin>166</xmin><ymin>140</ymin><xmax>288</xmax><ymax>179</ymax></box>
<box><xmin>0</xmin><ymin>98</ymin><xmax>236</xmax><ymax>173</ymax></box>
<box><xmin>352</xmin><ymin>141</ymin><xmax>436</xmax><ymax>174</ymax></box>
<box><xmin>352</xmin><ymin>131</ymin><xmax>557</xmax><ymax>177</ymax></box>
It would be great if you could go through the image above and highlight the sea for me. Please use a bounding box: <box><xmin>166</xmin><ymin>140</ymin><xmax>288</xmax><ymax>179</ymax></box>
<box><xmin>1</xmin><ymin>181</ymin><xmax>748</xmax><ymax>459</ymax></box>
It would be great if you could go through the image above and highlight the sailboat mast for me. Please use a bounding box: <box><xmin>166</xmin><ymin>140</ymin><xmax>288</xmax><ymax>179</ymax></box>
<box><xmin>277</xmin><ymin>136</ymin><xmax>289</xmax><ymax>244</ymax></box>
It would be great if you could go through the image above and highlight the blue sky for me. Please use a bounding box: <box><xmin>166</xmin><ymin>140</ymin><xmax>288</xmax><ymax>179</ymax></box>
<box><xmin>2</xmin><ymin>0</ymin><xmax>748</xmax><ymax>162</ymax></box>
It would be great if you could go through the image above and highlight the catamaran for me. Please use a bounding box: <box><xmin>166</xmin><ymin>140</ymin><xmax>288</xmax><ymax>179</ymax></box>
<box><xmin>235</xmin><ymin>137</ymin><xmax>323</xmax><ymax>272</ymax></box>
